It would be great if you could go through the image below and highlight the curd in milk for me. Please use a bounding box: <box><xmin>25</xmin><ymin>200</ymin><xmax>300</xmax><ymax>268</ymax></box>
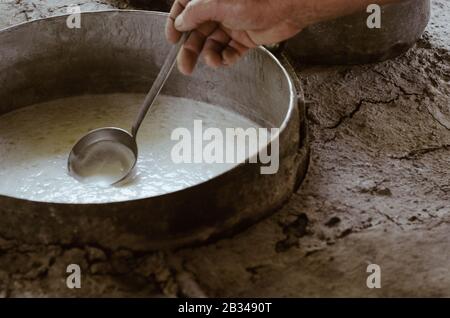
<box><xmin>0</xmin><ymin>94</ymin><xmax>259</xmax><ymax>203</ymax></box>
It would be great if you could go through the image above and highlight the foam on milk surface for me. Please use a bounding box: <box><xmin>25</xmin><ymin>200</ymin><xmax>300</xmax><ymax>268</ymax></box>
<box><xmin>0</xmin><ymin>94</ymin><xmax>259</xmax><ymax>203</ymax></box>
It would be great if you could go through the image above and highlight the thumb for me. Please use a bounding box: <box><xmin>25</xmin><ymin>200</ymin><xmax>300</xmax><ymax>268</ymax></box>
<box><xmin>175</xmin><ymin>0</ymin><xmax>225</xmax><ymax>31</ymax></box>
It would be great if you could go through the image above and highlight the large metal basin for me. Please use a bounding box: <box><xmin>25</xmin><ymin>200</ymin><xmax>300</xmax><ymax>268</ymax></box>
<box><xmin>0</xmin><ymin>11</ymin><xmax>309</xmax><ymax>250</ymax></box>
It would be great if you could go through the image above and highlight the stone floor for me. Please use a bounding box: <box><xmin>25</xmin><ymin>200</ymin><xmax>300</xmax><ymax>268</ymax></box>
<box><xmin>0</xmin><ymin>0</ymin><xmax>448</xmax><ymax>297</ymax></box>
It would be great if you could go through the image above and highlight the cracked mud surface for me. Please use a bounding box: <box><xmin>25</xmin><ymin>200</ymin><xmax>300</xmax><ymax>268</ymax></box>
<box><xmin>0</xmin><ymin>0</ymin><xmax>448</xmax><ymax>297</ymax></box>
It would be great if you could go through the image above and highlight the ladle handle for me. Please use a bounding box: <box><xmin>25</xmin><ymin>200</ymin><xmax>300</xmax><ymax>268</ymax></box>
<box><xmin>131</xmin><ymin>32</ymin><xmax>190</xmax><ymax>137</ymax></box>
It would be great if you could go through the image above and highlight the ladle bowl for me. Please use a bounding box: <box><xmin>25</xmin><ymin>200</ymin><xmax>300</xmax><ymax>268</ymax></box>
<box><xmin>68</xmin><ymin>127</ymin><xmax>138</xmax><ymax>186</ymax></box>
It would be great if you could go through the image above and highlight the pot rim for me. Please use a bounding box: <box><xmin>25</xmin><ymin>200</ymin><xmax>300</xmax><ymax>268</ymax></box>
<box><xmin>0</xmin><ymin>9</ymin><xmax>297</xmax><ymax>205</ymax></box>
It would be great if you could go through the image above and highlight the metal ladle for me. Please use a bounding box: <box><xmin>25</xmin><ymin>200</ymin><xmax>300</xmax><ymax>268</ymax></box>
<box><xmin>68</xmin><ymin>33</ymin><xmax>189</xmax><ymax>186</ymax></box>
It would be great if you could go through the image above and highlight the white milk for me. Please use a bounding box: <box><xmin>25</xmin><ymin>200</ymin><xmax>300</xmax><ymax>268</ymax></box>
<box><xmin>0</xmin><ymin>94</ymin><xmax>259</xmax><ymax>203</ymax></box>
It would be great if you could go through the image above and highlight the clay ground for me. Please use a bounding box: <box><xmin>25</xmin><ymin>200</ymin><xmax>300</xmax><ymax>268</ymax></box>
<box><xmin>0</xmin><ymin>0</ymin><xmax>448</xmax><ymax>297</ymax></box>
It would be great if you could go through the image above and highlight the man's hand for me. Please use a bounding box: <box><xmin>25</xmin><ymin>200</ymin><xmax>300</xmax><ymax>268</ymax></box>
<box><xmin>165</xmin><ymin>0</ymin><xmax>303</xmax><ymax>75</ymax></box>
